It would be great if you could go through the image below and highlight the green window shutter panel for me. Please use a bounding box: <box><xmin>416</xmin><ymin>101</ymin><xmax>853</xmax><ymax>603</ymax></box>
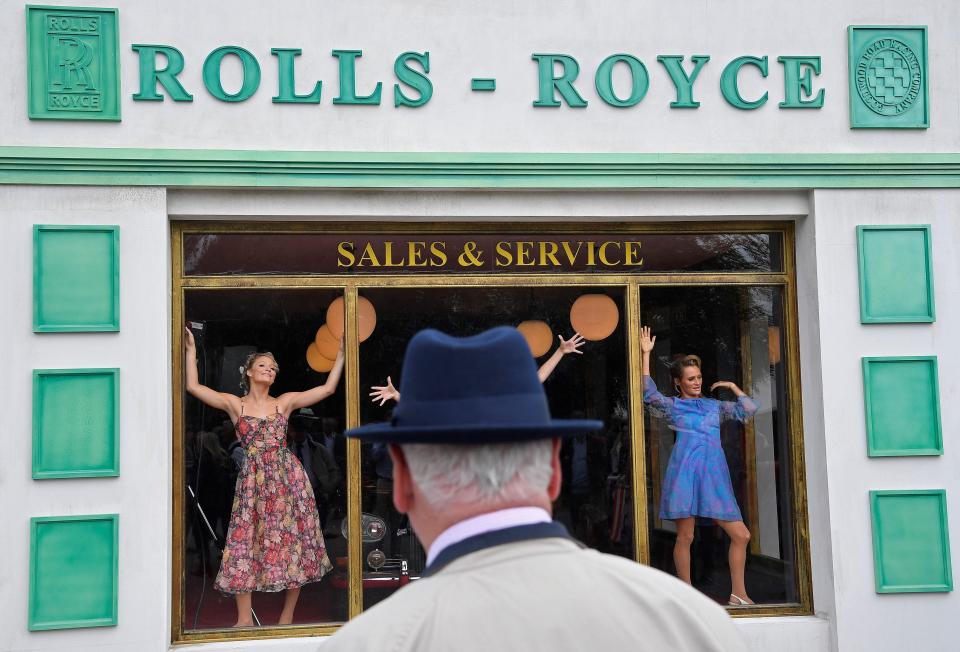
<box><xmin>857</xmin><ymin>225</ymin><xmax>934</xmax><ymax>323</ymax></box>
<box><xmin>870</xmin><ymin>491</ymin><xmax>952</xmax><ymax>593</ymax></box>
<box><xmin>862</xmin><ymin>357</ymin><xmax>942</xmax><ymax>456</ymax></box>
<box><xmin>33</xmin><ymin>369</ymin><xmax>120</xmax><ymax>478</ymax></box>
<box><xmin>29</xmin><ymin>515</ymin><xmax>119</xmax><ymax>630</ymax></box>
<box><xmin>34</xmin><ymin>225</ymin><xmax>120</xmax><ymax>332</ymax></box>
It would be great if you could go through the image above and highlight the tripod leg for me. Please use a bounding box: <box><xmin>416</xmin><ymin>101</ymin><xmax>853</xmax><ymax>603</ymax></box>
<box><xmin>187</xmin><ymin>486</ymin><xmax>220</xmax><ymax>545</ymax></box>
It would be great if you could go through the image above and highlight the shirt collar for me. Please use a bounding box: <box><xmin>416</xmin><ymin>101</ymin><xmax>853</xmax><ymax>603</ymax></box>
<box><xmin>426</xmin><ymin>506</ymin><xmax>551</xmax><ymax>568</ymax></box>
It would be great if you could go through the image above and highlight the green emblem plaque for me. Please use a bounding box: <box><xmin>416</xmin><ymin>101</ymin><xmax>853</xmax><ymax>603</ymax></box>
<box><xmin>26</xmin><ymin>5</ymin><xmax>120</xmax><ymax>121</ymax></box>
<box><xmin>848</xmin><ymin>26</ymin><xmax>928</xmax><ymax>129</ymax></box>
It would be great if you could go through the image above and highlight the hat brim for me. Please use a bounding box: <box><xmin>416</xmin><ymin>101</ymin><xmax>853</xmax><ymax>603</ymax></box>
<box><xmin>346</xmin><ymin>419</ymin><xmax>603</xmax><ymax>444</ymax></box>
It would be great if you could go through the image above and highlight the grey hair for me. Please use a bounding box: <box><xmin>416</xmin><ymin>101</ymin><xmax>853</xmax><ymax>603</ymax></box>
<box><xmin>400</xmin><ymin>440</ymin><xmax>553</xmax><ymax>507</ymax></box>
<box><xmin>239</xmin><ymin>351</ymin><xmax>279</xmax><ymax>393</ymax></box>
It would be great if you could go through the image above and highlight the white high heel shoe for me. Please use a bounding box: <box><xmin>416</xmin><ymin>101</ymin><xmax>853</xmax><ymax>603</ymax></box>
<box><xmin>728</xmin><ymin>594</ymin><xmax>753</xmax><ymax>606</ymax></box>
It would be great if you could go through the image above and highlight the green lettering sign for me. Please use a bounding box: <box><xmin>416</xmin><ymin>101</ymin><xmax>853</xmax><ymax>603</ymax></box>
<box><xmin>332</xmin><ymin>50</ymin><xmax>382</xmax><ymax>105</ymax></box>
<box><xmin>202</xmin><ymin>46</ymin><xmax>261</xmax><ymax>102</ymax></box>
<box><xmin>720</xmin><ymin>55</ymin><xmax>769</xmax><ymax>110</ymax></box>
<box><xmin>531</xmin><ymin>53</ymin><xmax>587</xmax><ymax>108</ymax></box>
<box><xmin>595</xmin><ymin>54</ymin><xmax>648</xmax><ymax>108</ymax></box>
<box><xmin>271</xmin><ymin>48</ymin><xmax>322</xmax><ymax>104</ymax></box>
<box><xmin>657</xmin><ymin>55</ymin><xmax>710</xmax><ymax>108</ymax></box>
<box><xmin>393</xmin><ymin>51</ymin><xmax>432</xmax><ymax>108</ymax></box>
<box><xmin>779</xmin><ymin>56</ymin><xmax>824</xmax><ymax>108</ymax></box>
<box><xmin>131</xmin><ymin>44</ymin><xmax>193</xmax><ymax>102</ymax></box>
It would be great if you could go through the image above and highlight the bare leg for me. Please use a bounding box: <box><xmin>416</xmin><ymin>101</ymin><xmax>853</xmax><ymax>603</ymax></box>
<box><xmin>278</xmin><ymin>587</ymin><xmax>301</xmax><ymax>625</ymax></box>
<box><xmin>233</xmin><ymin>593</ymin><xmax>254</xmax><ymax>627</ymax></box>
<box><xmin>715</xmin><ymin>519</ymin><xmax>753</xmax><ymax>603</ymax></box>
<box><xmin>672</xmin><ymin>517</ymin><xmax>696</xmax><ymax>585</ymax></box>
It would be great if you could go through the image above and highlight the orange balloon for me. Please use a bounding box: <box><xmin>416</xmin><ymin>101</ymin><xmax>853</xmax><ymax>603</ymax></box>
<box><xmin>306</xmin><ymin>342</ymin><xmax>334</xmax><ymax>372</ymax></box>
<box><xmin>516</xmin><ymin>320</ymin><xmax>553</xmax><ymax>357</ymax></box>
<box><xmin>325</xmin><ymin>296</ymin><xmax>377</xmax><ymax>342</ymax></box>
<box><xmin>357</xmin><ymin>296</ymin><xmax>377</xmax><ymax>342</ymax></box>
<box><xmin>326</xmin><ymin>297</ymin><xmax>346</xmax><ymax>338</ymax></box>
<box><xmin>570</xmin><ymin>294</ymin><xmax>619</xmax><ymax>341</ymax></box>
<box><xmin>315</xmin><ymin>324</ymin><xmax>340</xmax><ymax>359</ymax></box>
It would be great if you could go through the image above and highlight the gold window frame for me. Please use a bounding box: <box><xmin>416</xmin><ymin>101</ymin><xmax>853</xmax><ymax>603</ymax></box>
<box><xmin>170</xmin><ymin>220</ymin><xmax>812</xmax><ymax>644</ymax></box>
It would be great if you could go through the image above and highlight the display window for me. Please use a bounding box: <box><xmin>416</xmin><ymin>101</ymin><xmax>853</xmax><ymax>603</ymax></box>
<box><xmin>171</xmin><ymin>222</ymin><xmax>811</xmax><ymax>643</ymax></box>
<box><xmin>642</xmin><ymin>285</ymin><xmax>801</xmax><ymax>607</ymax></box>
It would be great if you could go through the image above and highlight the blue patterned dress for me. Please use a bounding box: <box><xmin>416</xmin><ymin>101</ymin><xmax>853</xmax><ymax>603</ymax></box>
<box><xmin>643</xmin><ymin>376</ymin><xmax>758</xmax><ymax>521</ymax></box>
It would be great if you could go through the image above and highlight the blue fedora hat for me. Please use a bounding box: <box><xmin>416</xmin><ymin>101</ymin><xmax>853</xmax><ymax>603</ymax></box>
<box><xmin>346</xmin><ymin>326</ymin><xmax>603</xmax><ymax>443</ymax></box>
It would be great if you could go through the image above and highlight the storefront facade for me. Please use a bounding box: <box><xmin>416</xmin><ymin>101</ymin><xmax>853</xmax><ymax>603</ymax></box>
<box><xmin>1</xmin><ymin>2</ymin><xmax>958</xmax><ymax>651</ymax></box>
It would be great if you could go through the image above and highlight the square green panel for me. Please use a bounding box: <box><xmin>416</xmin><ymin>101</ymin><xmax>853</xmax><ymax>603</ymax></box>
<box><xmin>34</xmin><ymin>225</ymin><xmax>120</xmax><ymax>332</ymax></box>
<box><xmin>862</xmin><ymin>357</ymin><xmax>942</xmax><ymax>456</ymax></box>
<box><xmin>33</xmin><ymin>369</ymin><xmax>119</xmax><ymax>478</ymax></box>
<box><xmin>871</xmin><ymin>490</ymin><xmax>952</xmax><ymax>593</ymax></box>
<box><xmin>26</xmin><ymin>6</ymin><xmax>121</xmax><ymax>121</ymax></box>
<box><xmin>857</xmin><ymin>225</ymin><xmax>935</xmax><ymax>323</ymax></box>
<box><xmin>29</xmin><ymin>514</ymin><xmax>119</xmax><ymax>630</ymax></box>
<box><xmin>848</xmin><ymin>26</ymin><xmax>928</xmax><ymax>129</ymax></box>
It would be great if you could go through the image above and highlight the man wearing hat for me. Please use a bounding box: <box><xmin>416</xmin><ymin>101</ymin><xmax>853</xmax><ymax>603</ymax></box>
<box><xmin>325</xmin><ymin>326</ymin><xmax>744</xmax><ymax>651</ymax></box>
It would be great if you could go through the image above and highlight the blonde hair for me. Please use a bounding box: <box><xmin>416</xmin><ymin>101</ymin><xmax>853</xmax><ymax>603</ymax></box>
<box><xmin>670</xmin><ymin>354</ymin><xmax>703</xmax><ymax>395</ymax></box>
<box><xmin>240</xmin><ymin>352</ymin><xmax>279</xmax><ymax>392</ymax></box>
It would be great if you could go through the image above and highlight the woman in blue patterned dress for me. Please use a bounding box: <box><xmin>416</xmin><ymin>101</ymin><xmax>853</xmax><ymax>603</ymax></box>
<box><xmin>640</xmin><ymin>326</ymin><xmax>758</xmax><ymax>606</ymax></box>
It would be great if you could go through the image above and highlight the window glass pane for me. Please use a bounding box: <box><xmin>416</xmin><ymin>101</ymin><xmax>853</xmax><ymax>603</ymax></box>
<box><xmin>181</xmin><ymin>288</ymin><xmax>348</xmax><ymax>631</ymax></box>
<box><xmin>183</xmin><ymin>232</ymin><xmax>782</xmax><ymax>276</ymax></box>
<box><xmin>356</xmin><ymin>286</ymin><xmax>634</xmax><ymax>609</ymax></box>
<box><xmin>642</xmin><ymin>286</ymin><xmax>798</xmax><ymax>606</ymax></box>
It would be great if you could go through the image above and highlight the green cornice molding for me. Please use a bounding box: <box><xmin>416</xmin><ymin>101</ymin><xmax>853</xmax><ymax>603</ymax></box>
<box><xmin>3</xmin><ymin>146</ymin><xmax>960</xmax><ymax>188</ymax></box>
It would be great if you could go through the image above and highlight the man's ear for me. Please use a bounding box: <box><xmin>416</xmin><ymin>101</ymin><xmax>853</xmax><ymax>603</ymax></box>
<box><xmin>547</xmin><ymin>438</ymin><xmax>563</xmax><ymax>502</ymax></box>
<box><xmin>389</xmin><ymin>443</ymin><xmax>413</xmax><ymax>514</ymax></box>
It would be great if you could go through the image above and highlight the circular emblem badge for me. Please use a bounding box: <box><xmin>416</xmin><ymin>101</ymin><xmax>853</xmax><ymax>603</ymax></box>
<box><xmin>855</xmin><ymin>38</ymin><xmax>923</xmax><ymax>116</ymax></box>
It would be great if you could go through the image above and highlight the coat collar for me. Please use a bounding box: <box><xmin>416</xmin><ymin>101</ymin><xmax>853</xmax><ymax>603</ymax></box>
<box><xmin>422</xmin><ymin>521</ymin><xmax>580</xmax><ymax>577</ymax></box>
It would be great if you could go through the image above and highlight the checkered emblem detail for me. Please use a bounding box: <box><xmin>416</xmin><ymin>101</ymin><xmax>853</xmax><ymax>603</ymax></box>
<box><xmin>866</xmin><ymin>52</ymin><xmax>913</xmax><ymax>105</ymax></box>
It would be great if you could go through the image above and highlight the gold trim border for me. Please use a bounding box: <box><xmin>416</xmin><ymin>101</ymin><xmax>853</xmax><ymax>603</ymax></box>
<box><xmin>169</xmin><ymin>219</ymin><xmax>812</xmax><ymax>643</ymax></box>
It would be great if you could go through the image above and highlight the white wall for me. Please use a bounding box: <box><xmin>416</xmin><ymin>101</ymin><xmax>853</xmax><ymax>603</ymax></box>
<box><xmin>0</xmin><ymin>2</ymin><xmax>956</xmax><ymax>650</ymax></box>
<box><xmin>811</xmin><ymin>188</ymin><xmax>960</xmax><ymax>652</ymax></box>
<box><xmin>0</xmin><ymin>185</ymin><xmax>171</xmax><ymax>652</ymax></box>
<box><xmin>1</xmin><ymin>0</ymin><xmax>957</xmax><ymax>153</ymax></box>
<box><xmin>5</xmin><ymin>184</ymin><xmax>955</xmax><ymax>652</ymax></box>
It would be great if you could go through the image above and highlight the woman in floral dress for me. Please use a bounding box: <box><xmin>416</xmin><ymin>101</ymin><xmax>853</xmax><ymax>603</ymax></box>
<box><xmin>184</xmin><ymin>327</ymin><xmax>343</xmax><ymax>627</ymax></box>
<box><xmin>640</xmin><ymin>326</ymin><xmax>758</xmax><ymax>606</ymax></box>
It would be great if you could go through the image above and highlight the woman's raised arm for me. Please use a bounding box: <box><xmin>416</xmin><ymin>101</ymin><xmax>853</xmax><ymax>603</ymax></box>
<box><xmin>184</xmin><ymin>327</ymin><xmax>241</xmax><ymax>421</ymax></box>
<box><xmin>639</xmin><ymin>326</ymin><xmax>673</xmax><ymax>416</ymax></box>
<box><xmin>281</xmin><ymin>341</ymin><xmax>345</xmax><ymax>414</ymax></box>
<box><xmin>537</xmin><ymin>333</ymin><xmax>585</xmax><ymax>383</ymax></box>
<box><xmin>370</xmin><ymin>376</ymin><xmax>400</xmax><ymax>405</ymax></box>
<box><xmin>712</xmin><ymin>381</ymin><xmax>759</xmax><ymax>422</ymax></box>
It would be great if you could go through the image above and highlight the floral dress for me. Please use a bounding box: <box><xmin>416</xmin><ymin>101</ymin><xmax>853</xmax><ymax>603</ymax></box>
<box><xmin>643</xmin><ymin>376</ymin><xmax>758</xmax><ymax>522</ymax></box>
<box><xmin>215</xmin><ymin>408</ymin><xmax>333</xmax><ymax>594</ymax></box>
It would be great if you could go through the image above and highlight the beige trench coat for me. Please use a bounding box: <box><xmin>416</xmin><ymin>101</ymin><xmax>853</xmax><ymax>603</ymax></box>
<box><xmin>321</xmin><ymin>536</ymin><xmax>745</xmax><ymax>652</ymax></box>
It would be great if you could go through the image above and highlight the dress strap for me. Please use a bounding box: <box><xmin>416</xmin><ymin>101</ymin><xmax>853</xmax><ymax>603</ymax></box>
<box><xmin>240</xmin><ymin>400</ymin><xmax>244</xmax><ymax>416</ymax></box>
<box><xmin>275</xmin><ymin>402</ymin><xmax>280</xmax><ymax>415</ymax></box>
